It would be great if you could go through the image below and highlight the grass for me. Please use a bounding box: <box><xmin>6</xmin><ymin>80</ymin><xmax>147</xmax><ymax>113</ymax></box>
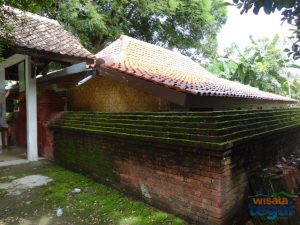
<box><xmin>0</xmin><ymin>161</ymin><xmax>186</xmax><ymax>225</ymax></box>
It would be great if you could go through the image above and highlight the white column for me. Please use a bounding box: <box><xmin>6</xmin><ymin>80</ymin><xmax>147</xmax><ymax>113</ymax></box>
<box><xmin>0</xmin><ymin>66</ymin><xmax>5</xmax><ymax>148</ymax></box>
<box><xmin>25</xmin><ymin>56</ymin><xmax>38</xmax><ymax>161</ymax></box>
<box><xmin>0</xmin><ymin>66</ymin><xmax>6</xmax><ymax>127</ymax></box>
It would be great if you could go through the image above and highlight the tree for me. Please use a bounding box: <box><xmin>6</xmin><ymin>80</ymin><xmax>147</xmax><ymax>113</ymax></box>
<box><xmin>206</xmin><ymin>35</ymin><xmax>299</xmax><ymax>97</ymax></box>
<box><xmin>233</xmin><ymin>0</ymin><xmax>300</xmax><ymax>60</ymax></box>
<box><xmin>41</xmin><ymin>0</ymin><xmax>227</xmax><ymax>59</ymax></box>
<box><xmin>289</xmin><ymin>78</ymin><xmax>300</xmax><ymax>99</ymax></box>
<box><xmin>1</xmin><ymin>1</ymin><xmax>227</xmax><ymax>59</ymax></box>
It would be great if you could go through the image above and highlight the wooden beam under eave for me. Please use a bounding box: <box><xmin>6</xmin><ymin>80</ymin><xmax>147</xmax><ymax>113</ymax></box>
<box><xmin>99</xmin><ymin>67</ymin><xmax>188</xmax><ymax>106</ymax></box>
<box><xmin>8</xmin><ymin>46</ymin><xmax>94</xmax><ymax>65</ymax></box>
<box><xmin>37</xmin><ymin>62</ymin><xmax>87</xmax><ymax>84</ymax></box>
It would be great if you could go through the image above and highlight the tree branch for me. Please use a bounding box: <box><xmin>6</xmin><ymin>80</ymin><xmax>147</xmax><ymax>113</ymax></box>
<box><xmin>126</xmin><ymin>4</ymin><xmax>138</xmax><ymax>20</ymax></box>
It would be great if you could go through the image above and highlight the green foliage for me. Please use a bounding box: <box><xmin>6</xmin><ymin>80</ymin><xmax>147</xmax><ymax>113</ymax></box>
<box><xmin>206</xmin><ymin>35</ymin><xmax>300</xmax><ymax>97</ymax></box>
<box><xmin>1</xmin><ymin>0</ymin><xmax>227</xmax><ymax>59</ymax></box>
<box><xmin>42</xmin><ymin>0</ymin><xmax>227</xmax><ymax>59</ymax></box>
<box><xmin>290</xmin><ymin>78</ymin><xmax>300</xmax><ymax>99</ymax></box>
<box><xmin>233</xmin><ymin>0</ymin><xmax>300</xmax><ymax>60</ymax></box>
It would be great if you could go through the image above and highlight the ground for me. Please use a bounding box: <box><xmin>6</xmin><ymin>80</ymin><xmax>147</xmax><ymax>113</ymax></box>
<box><xmin>0</xmin><ymin>160</ymin><xmax>186</xmax><ymax>225</ymax></box>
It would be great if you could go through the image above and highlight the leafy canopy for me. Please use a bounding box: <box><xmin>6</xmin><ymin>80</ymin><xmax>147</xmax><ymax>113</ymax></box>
<box><xmin>206</xmin><ymin>35</ymin><xmax>300</xmax><ymax>98</ymax></box>
<box><xmin>43</xmin><ymin>0</ymin><xmax>227</xmax><ymax>59</ymax></box>
<box><xmin>232</xmin><ymin>0</ymin><xmax>300</xmax><ymax>60</ymax></box>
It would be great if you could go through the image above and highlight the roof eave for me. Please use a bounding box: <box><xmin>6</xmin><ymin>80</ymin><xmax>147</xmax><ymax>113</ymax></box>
<box><xmin>8</xmin><ymin>45</ymin><xmax>94</xmax><ymax>64</ymax></box>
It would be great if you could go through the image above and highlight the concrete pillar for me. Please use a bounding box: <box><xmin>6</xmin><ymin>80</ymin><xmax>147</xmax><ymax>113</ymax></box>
<box><xmin>25</xmin><ymin>56</ymin><xmax>38</xmax><ymax>161</ymax></box>
<box><xmin>0</xmin><ymin>66</ymin><xmax>6</xmax><ymax>148</ymax></box>
<box><xmin>0</xmin><ymin>66</ymin><xmax>6</xmax><ymax>127</ymax></box>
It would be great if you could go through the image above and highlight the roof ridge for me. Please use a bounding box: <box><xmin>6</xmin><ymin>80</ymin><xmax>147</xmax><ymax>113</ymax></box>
<box><xmin>2</xmin><ymin>5</ymin><xmax>60</xmax><ymax>26</ymax></box>
<box><xmin>119</xmin><ymin>35</ymin><xmax>130</xmax><ymax>56</ymax></box>
<box><xmin>97</xmin><ymin>35</ymin><xmax>211</xmax><ymax>76</ymax></box>
<box><xmin>119</xmin><ymin>35</ymin><xmax>196</xmax><ymax>63</ymax></box>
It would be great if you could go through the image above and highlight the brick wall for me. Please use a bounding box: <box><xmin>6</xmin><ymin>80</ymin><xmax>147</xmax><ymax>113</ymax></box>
<box><xmin>53</xmin><ymin>125</ymin><xmax>300</xmax><ymax>224</ymax></box>
<box><xmin>54</xmin><ymin>130</ymin><xmax>227</xmax><ymax>224</ymax></box>
<box><xmin>37</xmin><ymin>90</ymin><xmax>65</xmax><ymax>158</ymax></box>
<box><xmin>218</xmin><ymin>128</ymin><xmax>300</xmax><ymax>224</ymax></box>
<box><xmin>13</xmin><ymin>90</ymin><xmax>65</xmax><ymax>158</ymax></box>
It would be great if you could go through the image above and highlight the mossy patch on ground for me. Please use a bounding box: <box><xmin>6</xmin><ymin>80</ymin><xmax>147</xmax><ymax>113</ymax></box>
<box><xmin>0</xmin><ymin>160</ymin><xmax>185</xmax><ymax>225</ymax></box>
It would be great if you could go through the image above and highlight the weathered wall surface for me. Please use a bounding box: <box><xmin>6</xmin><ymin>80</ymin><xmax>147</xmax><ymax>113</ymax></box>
<box><xmin>39</xmin><ymin>76</ymin><xmax>171</xmax><ymax>112</ymax></box>
<box><xmin>52</xmin><ymin>109</ymin><xmax>300</xmax><ymax>224</ymax></box>
<box><xmin>220</xmin><ymin>128</ymin><xmax>300</xmax><ymax>220</ymax></box>
<box><xmin>53</xmin><ymin>128</ymin><xmax>300</xmax><ymax>224</ymax></box>
<box><xmin>12</xmin><ymin>90</ymin><xmax>65</xmax><ymax>158</ymax></box>
<box><xmin>54</xmin><ymin>130</ymin><xmax>229</xmax><ymax>224</ymax></box>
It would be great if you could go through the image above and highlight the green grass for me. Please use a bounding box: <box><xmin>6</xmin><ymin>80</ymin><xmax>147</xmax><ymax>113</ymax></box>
<box><xmin>0</xmin><ymin>161</ymin><xmax>186</xmax><ymax>225</ymax></box>
<box><xmin>0</xmin><ymin>188</ymin><xmax>7</xmax><ymax>197</ymax></box>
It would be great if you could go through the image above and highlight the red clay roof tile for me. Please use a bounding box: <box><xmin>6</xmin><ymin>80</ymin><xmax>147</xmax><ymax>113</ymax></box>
<box><xmin>1</xmin><ymin>6</ymin><xmax>93</xmax><ymax>61</ymax></box>
<box><xmin>96</xmin><ymin>35</ymin><xmax>297</xmax><ymax>103</ymax></box>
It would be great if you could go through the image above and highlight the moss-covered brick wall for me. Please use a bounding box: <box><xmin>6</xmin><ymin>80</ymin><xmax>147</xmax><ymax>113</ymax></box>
<box><xmin>54</xmin><ymin>131</ymin><xmax>230</xmax><ymax>224</ymax></box>
<box><xmin>52</xmin><ymin>108</ymin><xmax>300</xmax><ymax>150</ymax></box>
<box><xmin>54</xmin><ymin>131</ymin><xmax>117</xmax><ymax>183</ymax></box>
<box><xmin>52</xmin><ymin>108</ymin><xmax>300</xmax><ymax>224</ymax></box>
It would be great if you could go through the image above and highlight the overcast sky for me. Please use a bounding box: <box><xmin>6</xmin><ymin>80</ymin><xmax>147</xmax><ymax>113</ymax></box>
<box><xmin>217</xmin><ymin>6</ymin><xmax>295</xmax><ymax>53</ymax></box>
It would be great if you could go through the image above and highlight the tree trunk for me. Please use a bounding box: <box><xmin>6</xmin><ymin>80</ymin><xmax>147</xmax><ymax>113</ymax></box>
<box><xmin>92</xmin><ymin>36</ymin><xmax>107</xmax><ymax>53</ymax></box>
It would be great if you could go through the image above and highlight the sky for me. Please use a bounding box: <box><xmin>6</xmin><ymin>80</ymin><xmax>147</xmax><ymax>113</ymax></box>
<box><xmin>217</xmin><ymin>6</ymin><xmax>295</xmax><ymax>54</ymax></box>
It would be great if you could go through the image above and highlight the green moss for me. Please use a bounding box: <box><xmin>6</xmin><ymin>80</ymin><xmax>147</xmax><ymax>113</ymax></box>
<box><xmin>40</xmin><ymin>166</ymin><xmax>186</xmax><ymax>225</ymax></box>
<box><xmin>53</xmin><ymin>108</ymin><xmax>300</xmax><ymax>151</ymax></box>
<box><xmin>55</xmin><ymin>134</ymin><xmax>117</xmax><ymax>183</ymax></box>
<box><xmin>0</xmin><ymin>162</ymin><xmax>186</xmax><ymax>225</ymax></box>
<box><xmin>0</xmin><ymin>188</ymin><xmax>7</xmax><ymax>197</ymax></box>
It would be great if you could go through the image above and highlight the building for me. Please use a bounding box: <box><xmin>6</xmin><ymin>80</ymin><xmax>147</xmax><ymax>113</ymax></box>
<box><xmin>1</xmin><ymin>6</ymin><xmax>300</xmax><ymax>225</ymax></box>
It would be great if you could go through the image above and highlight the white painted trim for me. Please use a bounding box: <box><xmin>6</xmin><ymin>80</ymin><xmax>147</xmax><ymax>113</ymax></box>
<box><xmin>3</xmin><ymin>54</ymin><xmax>26</xmax><ymax>68</ymax></box>
<box><xmin>0</xmin><ymin>53</ymin><xmax>38</xmax><ymax>160</ymax></box>
<box><xmin>25</xmin><ymin>55</ymin><xmax>38</xmax><ymax>161</ymax></box>
<box><xmin>0</xmin><ymin>55</ymin><xmax>26</xmax><ymax>126</ymax></box>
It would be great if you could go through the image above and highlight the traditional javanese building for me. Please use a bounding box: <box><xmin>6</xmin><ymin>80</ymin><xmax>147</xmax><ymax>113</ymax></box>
<box><xmin>2</xmin><ymin>6</ymin><xmax>300</xmax><ymax>225</ymax></box>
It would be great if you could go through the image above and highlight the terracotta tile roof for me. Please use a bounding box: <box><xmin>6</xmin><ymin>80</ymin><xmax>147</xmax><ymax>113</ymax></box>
<box><xmin>1</xmin><ymin>6</ymin><xmax>93</xmax><ymax>61</ymax></box>
<box><xmin>96</xmin><ymin>35</ymin><xmax>296</xmax><ymax>103</ymax></box>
